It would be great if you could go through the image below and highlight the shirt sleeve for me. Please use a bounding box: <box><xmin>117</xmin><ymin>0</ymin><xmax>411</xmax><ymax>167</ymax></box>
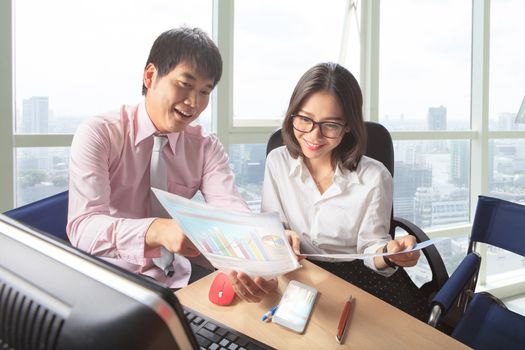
<box><xmin>261</xmin><ymin>151</ymin><xmax>289</xmax><ymax>228</ymax></box>
<box><xmin>358</xmin><ymin>165</ymin><xmax>396</xmax><ymax>276</ymax></box>
<box><xmin>199</xmin><ymin>134</ymin><xmax>250</xmax><ymax>212</ymax></box>
<box><xmin>66</xmin><ymin>119</ymin><xmax>157</xmax><ymax>266</ymax></box>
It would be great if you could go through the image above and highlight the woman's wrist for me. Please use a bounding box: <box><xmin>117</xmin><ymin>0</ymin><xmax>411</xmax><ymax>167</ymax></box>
<box><xmin>382</xmin><ymin>244</ymin><xmax>399</xmax><ymax>268</ymax></box>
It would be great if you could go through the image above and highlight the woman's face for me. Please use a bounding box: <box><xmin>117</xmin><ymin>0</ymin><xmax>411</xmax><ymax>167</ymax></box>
<box><xmin>292</xmin><ymin>91</ymin><xmax>348</xmax><ymax>162</ymax></box>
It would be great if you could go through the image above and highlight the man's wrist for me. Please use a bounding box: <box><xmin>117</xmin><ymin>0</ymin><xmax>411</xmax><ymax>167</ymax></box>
<box><xmin>382</xmin><ymin>245</ymin><xmax>399</xmax><ymax>268</ymax></box>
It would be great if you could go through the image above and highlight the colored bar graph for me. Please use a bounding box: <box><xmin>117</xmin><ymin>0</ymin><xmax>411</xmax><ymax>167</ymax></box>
<box><xmin>197</xmin><ymin>228</ymin><xmax>273</xmax><ymax>261</ymax></box>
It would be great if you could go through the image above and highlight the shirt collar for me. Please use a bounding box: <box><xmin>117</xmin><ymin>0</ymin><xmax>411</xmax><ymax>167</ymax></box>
<box><xmin>134</xmin><ymin>100</ymin><xmax>181</xmax><ymax>155</ymax></box>
<box><xmin>288</xmin><ymin>155</ymin><xmax>307</xmax><ymax>181</ymax></box>
<box><xmin>289</xmin><ymin>154</ymin><xmax>362</xmax><ymax>187</ymax></box>
<box><xmin>135</xmin><ymin>101</ymin><xmax>157</xmax><ymax>146</ymax></box>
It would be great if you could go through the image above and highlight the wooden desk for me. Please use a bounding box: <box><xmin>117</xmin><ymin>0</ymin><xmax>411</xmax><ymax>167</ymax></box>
<box><xmin>176</xmin><ymin>260</ymin><xmax>469</xmax><ymax>349</ymax></box>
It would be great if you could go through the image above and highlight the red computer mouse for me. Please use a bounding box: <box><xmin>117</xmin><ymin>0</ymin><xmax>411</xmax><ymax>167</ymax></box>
<box><xmin>208</xmin><ymin>272</ymin><xmax>235</xmax><ymax>306</ymax></box>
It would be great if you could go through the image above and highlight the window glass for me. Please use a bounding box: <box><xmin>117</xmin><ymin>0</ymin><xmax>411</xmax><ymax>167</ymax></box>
<box><xmin>16</xmin><ymin>147</ymin><xmax>69</xmax><ymax>206</ymax></box>
<box><xmin>393</xmin><ymin>140</ymin><xmax>470</xmax><ymax>230</ymax></box>
<box><xmin>485</xmin><ymin>245</ymin><xmax>525</xmax><ymax>279</ymax></box>
<box><xmin>487</xmin><ymin>138</ymin><xmax>525</xmax><ymax>287</ymax></box>
<box><xmin>229</xmin><ymin>144</ymin><xmax>267</xmax><ymax>212</ymax></box>
<box><xmin>14</xmin><ymin>0</ymin><xmax>212</xmax><ymax>134</ymax></box>
<box><xmin>379</xmin><ymin>0</ymin><xmax>471</xmax><ymax>130</ymax></box>
<box><xmin>405</xmin><ymin>236</ymin><xmax>468</xmax><ymax>287</ymax></box>
<box><xmin>489</xmin><ymin>0</ymin><xmax>525</xmax><ymax>131</ymax></box>
<box><xmin>488</xmin><ymin>139</ymin><xmax>525</xmax><ymax>202</ymax></box>
<box><xmin>233</xmin><ymin>0</ymin><xmax>349</xmax><ymax>122</ymax></box>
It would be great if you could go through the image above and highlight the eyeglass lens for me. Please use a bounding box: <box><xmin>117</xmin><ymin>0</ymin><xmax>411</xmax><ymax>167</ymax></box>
<box><xmin>292</xmin><ymin>115</ymin><xmax>344</xmax><ymax>138</ymax></box>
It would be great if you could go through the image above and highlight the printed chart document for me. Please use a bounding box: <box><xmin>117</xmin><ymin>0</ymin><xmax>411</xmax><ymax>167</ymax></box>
<box><xmin>152</xmin><ymin>188</ymin><xmax>301</xmax><ymax>278</ymax></box>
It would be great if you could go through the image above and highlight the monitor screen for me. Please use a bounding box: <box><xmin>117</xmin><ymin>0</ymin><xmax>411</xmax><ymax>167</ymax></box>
<box><xmin>0</xmin><ymin>214</ymin><xmax>198</xmax><ymax>350</ymax></box>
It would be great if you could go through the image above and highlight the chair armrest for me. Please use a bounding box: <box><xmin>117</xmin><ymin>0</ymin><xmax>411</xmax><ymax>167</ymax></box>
<box><xmin>392</xmin><ymin>216</ymin><xmax>449</xmax><ymax>299</ymax></box>
<box><xmin>429</xmin><ymin>252</ymin><xmax>481</xmax><ymax>326</ymax></box>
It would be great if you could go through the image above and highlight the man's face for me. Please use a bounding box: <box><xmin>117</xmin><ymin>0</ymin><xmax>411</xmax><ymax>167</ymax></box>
<box><xmin>143</xmin><ymin>61</ymin><xmax>214</xmax><ymax>133</ymax></box>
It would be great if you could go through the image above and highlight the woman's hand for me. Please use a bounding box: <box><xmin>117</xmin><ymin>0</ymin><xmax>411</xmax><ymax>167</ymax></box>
<box><xmin>227</xmin><ymin>271</ymin><xmax>278</xmax><ymax>303</ymax></box>
<box><xmin>284</xmin><ymin>229</ymin><xmax>304</xmax><ymax>261</ymax></box>
<box><xmin>385</xmin><ymin>235</ymin><xmax>420</xmax><ymax>267</ymax></box>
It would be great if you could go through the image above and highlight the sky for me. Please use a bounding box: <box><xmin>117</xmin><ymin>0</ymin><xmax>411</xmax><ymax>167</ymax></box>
<box><xmin>14</xmin><ymin>0</ymin><xmax>525</xmax><ymax>124</ymax></box>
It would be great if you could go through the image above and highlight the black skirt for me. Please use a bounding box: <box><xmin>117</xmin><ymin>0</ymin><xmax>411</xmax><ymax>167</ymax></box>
<box><xmin>311</xmin><ymin>259</ymin><xmax>430</xmax><ymax>322</ymax></box>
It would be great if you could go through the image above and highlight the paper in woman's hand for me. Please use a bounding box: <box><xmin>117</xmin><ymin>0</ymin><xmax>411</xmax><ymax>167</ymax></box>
<box><xmin>299</xmin><ymin>237</ymin><xmax>448</xmax><ymax>261</ymax></box>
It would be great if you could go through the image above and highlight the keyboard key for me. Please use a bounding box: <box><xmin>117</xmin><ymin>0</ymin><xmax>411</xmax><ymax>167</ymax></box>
<box><xmin>204</xmin><ymin>322</ymin><xmax>219</xmax><ymax>332</ymax></box>
<box><xmin>219</xmin><ymin>338</ymin><xmax>230</xmax><ymax>347</ymax></box>
<box><xmin>197</xmin><ymin>328</ymin><xmax>222</xmax><ymax>343</ymax></box>
<box><xmin>236</xmin><ymin>337</ymin><xmax>249</xmax><ymax>347</ymax></box>
<box><xmin>194</xmin><ymin>334</ymin><xmax>211</xmax><ymax>348</ymax></box>
<box><xmin>216</xmin><ymin>327</ymin><xmax>228</xmax><ymax>337</ymax></box>
<box><xmin>193</xmin><ymin>316</ymin><xmax>204</xmax><ymax>325</ymax></box>
<box><xmin>226</xmin><ymin>332</ymin><xmax>238</xmax><ymax>342</ymax></box>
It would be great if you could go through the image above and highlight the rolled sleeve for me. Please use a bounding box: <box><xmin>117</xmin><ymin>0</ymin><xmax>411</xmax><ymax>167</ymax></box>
<box><xmin>359</xmin><ymin>168</ymin><xmax>395</xmax><ymax>275</ymax></box>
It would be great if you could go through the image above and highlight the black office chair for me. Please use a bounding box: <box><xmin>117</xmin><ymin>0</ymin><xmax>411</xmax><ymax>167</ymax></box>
<box><xmin>266</xmin><ymin>122</ymin><xmax>448</xmax><ymax>303</ymax></box>
<box><xmin>3</xmin><ymin>190</ymin><xmax>70</xmax><ymax>242</ymax></box>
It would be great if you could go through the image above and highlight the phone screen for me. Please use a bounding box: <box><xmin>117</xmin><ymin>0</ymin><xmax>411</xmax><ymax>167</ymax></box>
<box><xmin>272</xmin><ymin>280</ymin><xmax>317</xmax><ymax>333</ymax></box>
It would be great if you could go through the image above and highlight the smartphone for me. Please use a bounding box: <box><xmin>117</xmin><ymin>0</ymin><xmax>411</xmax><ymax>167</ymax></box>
<box><xmin>272</xmin><ymin>280</ymin><xmax>318</xmax><ymax>334</ymax></box>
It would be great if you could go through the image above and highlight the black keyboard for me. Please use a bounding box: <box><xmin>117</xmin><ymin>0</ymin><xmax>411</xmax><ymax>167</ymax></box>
<box><xmin>183</xmin><ymin>306</ymin><xmax>275</xmax><ymax>350</ymax></box>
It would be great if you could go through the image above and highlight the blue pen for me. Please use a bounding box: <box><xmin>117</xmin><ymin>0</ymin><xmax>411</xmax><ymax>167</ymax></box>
<box><xmin>261</xmin><ymin>306</ymin><xmax>278</xmax><ymax>322</ymax></box>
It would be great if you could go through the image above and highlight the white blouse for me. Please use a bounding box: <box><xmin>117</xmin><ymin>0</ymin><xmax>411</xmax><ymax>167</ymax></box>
<box><xmin>261</xmin><ymin>146</ymin><xmax>394</xmax><ymax>274</ymax></box>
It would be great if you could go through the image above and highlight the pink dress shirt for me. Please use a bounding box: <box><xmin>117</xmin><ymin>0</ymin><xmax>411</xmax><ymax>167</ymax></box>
<box><xmin>67</xmin><ymin>102</ymin><xmax>249</xmax><ymax>288</ymax></box>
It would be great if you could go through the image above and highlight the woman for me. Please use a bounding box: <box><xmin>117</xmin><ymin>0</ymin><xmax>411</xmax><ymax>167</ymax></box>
<box><xmin>261</xmin><ymin>62</ymin><xmax>429</xmax><ymax>321</ymax></box>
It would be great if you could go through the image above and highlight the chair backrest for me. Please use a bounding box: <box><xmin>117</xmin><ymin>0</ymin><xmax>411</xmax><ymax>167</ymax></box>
<box><xmin>469</xmin><ymin>195</ymin><xmax>525</xmax><ymax>256</ymax></box>
<box><xmin>430</xmin><ymin>195</ymin><xmax>525</xmax><ymax>339</ymax></box>
<box><xmin>266</xmin><ymin>121</ymin><xmax>394</xmax><ymax>176</ymax></box>
<box><xmin>3</xmin><ymin>190</ymin><xmax>69</xmax><ymax>241</ymax></box>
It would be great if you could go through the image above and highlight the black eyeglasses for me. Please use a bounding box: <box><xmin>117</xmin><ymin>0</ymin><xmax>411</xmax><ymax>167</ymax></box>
<box><xmin>291</xmin><ymin>114</ymin><xmax>346</xmax><ymax>139</ymax></box>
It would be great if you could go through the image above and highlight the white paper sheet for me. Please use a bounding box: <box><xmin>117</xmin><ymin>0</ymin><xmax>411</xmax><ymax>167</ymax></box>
<box><xmin>152</xmin><ymin>188</ymin><xmax>301</xmax><ymax>278</ymax></box>
<box><xmin>300</xmin><ymin>237</ymin><xmax>448</xmax><ymax>261</ymax></box>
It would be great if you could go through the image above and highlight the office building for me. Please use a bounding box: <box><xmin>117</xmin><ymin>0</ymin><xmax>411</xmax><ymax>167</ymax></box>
<box><xmin>393</xmin><ymin>161</ymin><xmax>432</xmax><ymax>222</ymax></box>
<box><xmin>22</xmin><ymin>96</ymin><xmax>49</xmax><ymax>133</ymax></box>
<box><xmin>427</xmin><ymin>106</ymin><xmax>447</xmax><ymax>131</ymax></box>
<box><xmin>450</xmin><ymin>141</ymin><xmax>469</xmax><ymax>188</ymax></box>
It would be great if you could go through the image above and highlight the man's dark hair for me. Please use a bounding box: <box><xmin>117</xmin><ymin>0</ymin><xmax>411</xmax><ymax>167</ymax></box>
<box><xmin>142</xmin><ymin>27</ymin><xmax>222</xmax><ymax>95</ymax></box>
<box><xmin>282</xmin><ymin>62</ymin><xmax>367</xmax><ymax>171</ymax></box>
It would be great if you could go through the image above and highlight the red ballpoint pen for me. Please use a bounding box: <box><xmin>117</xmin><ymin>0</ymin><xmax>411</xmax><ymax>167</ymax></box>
<box><xmin>336</xmin><ymin>295</ymin><xmax>354</xmax><ymax>344</ymax></box>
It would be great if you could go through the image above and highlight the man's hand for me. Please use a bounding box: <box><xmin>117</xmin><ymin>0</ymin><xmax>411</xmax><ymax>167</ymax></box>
<box><xmin>145</xmin><ymin>218</ymin><xmax>200</xmax><ymax>257</ymax></box>
<box><xmin>227</xmin><ymin>271</ymin><xmax>278</xmax><ymax>303</ymax></box>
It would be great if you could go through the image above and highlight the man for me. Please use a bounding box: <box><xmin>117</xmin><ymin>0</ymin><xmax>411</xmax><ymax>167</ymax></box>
<box><xmin>67</xmin><ymin>27</ymin><xmax>284</xmax><ymax>297</ymax></box>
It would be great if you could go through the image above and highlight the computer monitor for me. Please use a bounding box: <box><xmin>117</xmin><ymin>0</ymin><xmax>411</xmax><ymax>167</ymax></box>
<box><xmin>0</xmin><ymin>214</ymin><xmax>199</xmax><ymax>350</ymax></box>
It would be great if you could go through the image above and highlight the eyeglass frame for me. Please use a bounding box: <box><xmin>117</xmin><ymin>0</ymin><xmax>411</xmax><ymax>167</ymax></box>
<box><xmin>290</xmin><ymin>114</ymin><xmax>347</xmax><ymax>139</ymax></box>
